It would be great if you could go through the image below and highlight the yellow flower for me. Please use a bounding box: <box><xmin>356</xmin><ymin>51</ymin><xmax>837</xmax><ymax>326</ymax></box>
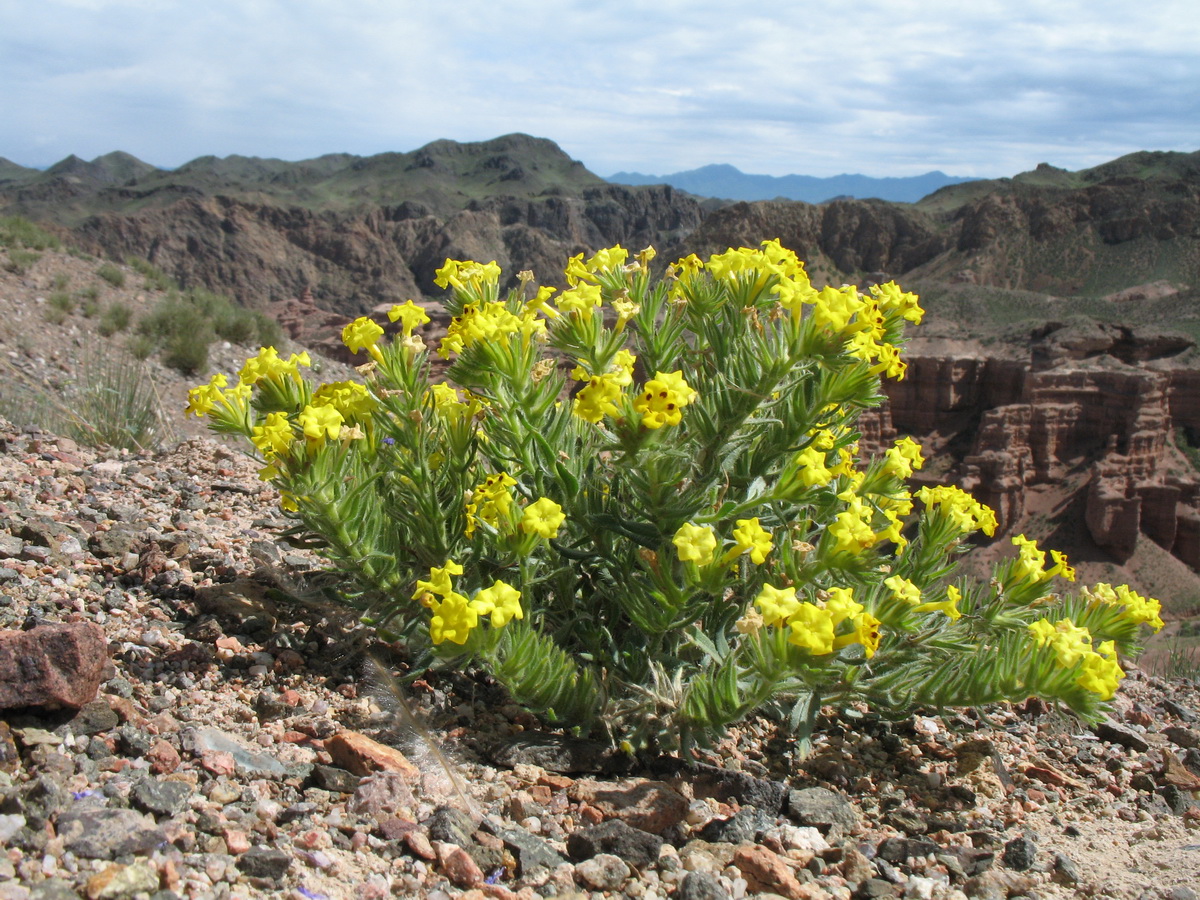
<box><xmin>556</xmin><ymin>283</ymin><xmax>603</xmax><ymax>314</ymax></box>
<box><xmin>1030</xmin><ymin>617</ymin><xmax>1093</xmax><ymax>668</ymax></box>
<box><xmin>673</xmin><ymin>523</ymin><xmax>717</xmax><ymax>565</ymax></box>
<box><xmin>251</xmin><ymin>411</ymin><xmax>293</xmax><ymax>458</ymax></box>
<box><xmin>833</xmin><ymin>611</ymin><xmax>883</xmax><ymax>658</ymax></box>
<box><xmin>881</xmin><ymin>436</ymin><xmax>925</xmax><ymax>479</ymax></box>
<box><xmin>1047</xmin><ymin>550</ymin><xmax>1076</xmax><ymax>582</ymax></box>
<box><xmin>916</xmin><ymin>485</ymin><xmax>998</xmax><ymax>537</ymax></box>
<box><xmin>915</xmin><ymin>585</ymin><xmax>962</xmax><ymax>621</ymax></box>
<box><xmin>297</xmin><ymin>404</ymin><xmax>343</xmax><ymax>444</ymax></box>
<box><xmin>413</xmin><ymin>559</ymin><xmax>464</xmax><ymax>600</ymax></box>
<box><xmin>1076</xmin><ymin>649</ymin><xmax>1124</xmax><ymax>700</ymax></box>
<box><xmin>787</xmin><ymin>603</ymin><xmax>835</xmax><ymax>655</ymax></box>
<box><xmin>794</xmin><ymin>446</ymin><xmax>833</xmax><ymax>488</ymax></box>
<box><xmin>521</xmin><ymin>498</ymin><xmax>566</xmax><ymax>539</ymax></box>
<box><xmin>1011</xmin><ymin>534</ymin><xmax>1048</xmax><ymax>582</ymax></box>
<box><xmin>185</xmin><ymin>373</ymin><xmax>228</xmax><ymax>417</ymax></box>
<box><xmin>732</xmin><ymin>518</ymin><xmax>773</xmax><ymax>564</ymax></box>
<box><xmin>828</xmin><ymin>499</ymin><xmax>877</xmax><ymax>555</ymax></box>
<box><xmin>239</xmin><ymin>346</ymin><xmax>311</xmax><ymax>386</ymax></box>
<box><xmin>884</xmin><ymin>574</ymin><xmax>922</xmax><ymax>607</ymax></box>
<box><xmin>428</xmin><ymin>591</ymin><xmax>479</xmax><ymax>644</ymax></box>
<box><xmin>342</xmin><ymin>317</ymin><xmax>385</xmax><ymax>362</ymax></box>
<box><xmin>388</xmin><ymin>300</ymin><xmax>431</xmax><ymax>336</ymax></box>
<box><xmin>471</xmin><ymin>580</ymin><xmax>524</xmax><ymax>628</ymax></box>
<box><xmin>634</xmin><ymin>371</ymin><xmax>697</xmax><ymax>429</ymax></box>
<box><xmin>824</xmin><ymin>586</ymin><xmax>863</xmax><ymax>626</ymax></box>
<box><xmin>612</xmin><ymin>295</ymin><xmax>641</xmax><ymax>331</ymax></box>
<box><xmin>573</xmin><ymin>374</ymin><xmax>623</xmax><ymax>424</ymax></box>
<box><xmin>754</xmin><ymin>583</ymin><xmax>801</xmax><ymax>627</ymax></box>
<box><xmin>312</xmin><ymin>381</ymin><xmax>376</xmax><ymax>421</ymax></box>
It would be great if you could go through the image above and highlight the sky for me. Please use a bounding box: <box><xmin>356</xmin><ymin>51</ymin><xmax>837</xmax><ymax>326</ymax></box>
<box><xmin>2</xmin><ymin>0</ymin><xmax>1198</xmax><ymax>180</ymax></box>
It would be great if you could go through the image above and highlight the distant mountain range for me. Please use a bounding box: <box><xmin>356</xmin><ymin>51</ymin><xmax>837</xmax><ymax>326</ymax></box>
<box><xmin>606</xmin><ymin>163</ymin><xmax>981</xmax><ymax>204</ymax></box>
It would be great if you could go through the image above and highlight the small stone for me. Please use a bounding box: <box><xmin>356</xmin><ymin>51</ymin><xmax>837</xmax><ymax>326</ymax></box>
<box><xmin>145</xmin><ymin>740</ymin><xmax>181</xmax><ymax>775</ymax></box>
<box><xmin>699</xmin><ymin>806</ymin><xmax>776</xmax><ymax>844</ymax></box>
<box><xmin>325</xmin><ymin>730</ymin><xmax>420</xmax><ymax>778</ymax></box>
<box><xmin>71</xmin><ymin>699</ymin><xmax>120</xmax><ymax>735</ymax></box>
<box><xmin>883</xmin><ymin>807</ymin><xmax>927</xmax><ymax>836</ymax></box>
<box><xmin>1094</xmin><ymin>720</ymin><xmax>1150</xmax><ymax>752</ymax></box>
<box><xmin>1001</xmin><ymin>835</ymin><xmax>1037</xmax><ymax>871</ymax></box>
<box><xmin>1167</xmin><ymin>887</ymin><xmax>1200</xmax><ymax>900</ymax></box>
<box><xmin>567</xmin><ymin>778</ymin><xmax>688</xmax><ymax>834</ymax></box>
<box><xmin>575</xmin><ymin>853</ymin><xmax>630</xmax><ymax>891</ymax></box>
<box><xmin>491</xmin><ymin>826</ymin><xmax>570</xmax><ymax>874</ymax></box>
<box><xmin>347</xmin><ymin>772</ymin><xmax>417</xmax><ymax>823</ymax></box>
<box><xmin>676</xmin><ymin>870</ymin><xmax>731</xmax><ymax>900</ymax></box>
<box><xmin>1164</xmin><ymin>726</ymin><xmax>1200</xmax><ymax>750</ymax></box>
<box><xmin>84</xmin><ymin>862</ymin><xmax>159</xmax><ymax>900</ymax></box>
<box><xmin>235</xmin><ymin>846</ymin><xmax>293</xmax><ymax>880</ymax></box>
<box><xmin>732</xmin><ymin>844</ymin><xmax>805</xmax><ymax>900</ymax></box>
<box><xmin>131</xmin><ymin>776</ymin><xmax>193</xmax><ymax>816</ymax></box>
<box><xmin>566</xmin><ymin>819</ymin><xmax>663</xmax><ymax>869</ymax></box>
<box><xmin>435</xmin><ymin>841</ymin><xmax>484</xmax><ymax>888</ymax></box>
<box><xmin>426</xmin><ymin>805</ymin><xmax>477</xmax><ymax>847</ymax></box>
<box><xmin>312</xmin><ymin>764</ymin><xmax>362</xmax><ymax>793</ymax></box>
<box><xmin>787</xmin><ymin>787</ymin><xmax>859</xmax><ymax>833</ymax></box>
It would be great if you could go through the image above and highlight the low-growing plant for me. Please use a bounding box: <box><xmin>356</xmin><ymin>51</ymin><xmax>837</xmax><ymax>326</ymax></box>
<box><xmin>98</xmin><ymin>302</ymin><xmax>134</xmax><ymax>336</ymax></box>
<box><xmin>78</xmin><ymin>284</ymin><xmax>101</xmax><ymax>303</ymax></box>
<box><xmin>97</xmin><ymin>263</ymin><xmax>125</xmax><ymax>288</ymax></box>
<box><xmin>5</xmin><ymin>249</ymin><xmax>42</xmax><ymax>275</ymax></box>
<box><xmin>128</xmin><ymin>256</ymin><xmax>176</xmax><ymax>293</ymax></box>
<box><xmin>48</xmin><ymin>291</ymin><xmax>74</xmax><ymax>315</ymax></box>
<box><xmin>53</xmin><ymin>273</ymin><xmax>71</xmax><ymax>290</ymax></box>
<box><xmin>0</xmin><ymin>215</ymin><xmax>61</xmax><ymax>251</ymax></box>
<box><xmin>126</xmin><ymin>333</ymin><xmax>156</xmax><ymax>361</ymax></box>
<box><xmin>0</xmin><ymin>348</ymin><xmax>169</xmax><ymax>452</ymax></box>
<box><xmin>188</xmin><ymin>242</ymin><xmax>1165</xmax><ymax>752</ymax></box>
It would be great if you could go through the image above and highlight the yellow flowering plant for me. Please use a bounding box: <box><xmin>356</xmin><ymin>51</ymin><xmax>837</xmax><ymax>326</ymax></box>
<box><xmin>188</xmin><ymin>241</ymin><xmax>1163</xmax><ymax>751</ymax></box>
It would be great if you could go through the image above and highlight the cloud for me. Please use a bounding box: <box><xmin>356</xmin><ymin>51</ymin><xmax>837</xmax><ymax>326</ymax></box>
<box><xmin>0</xmin><ymin>0</ymin><xmax>1197</xmax><ymax>178</ymax></box>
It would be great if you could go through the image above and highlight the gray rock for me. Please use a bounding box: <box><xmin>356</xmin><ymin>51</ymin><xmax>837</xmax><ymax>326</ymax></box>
<box><xmin>0</xmin><ymin>535</ymin><xmax>23</xmax><ymax>559</ymax></box>
<box><xmin>2</xmin><ymin>774</ymin><xmax>71</xmax><ymax>829</ymax></box>
<box><xmin>1051</xmin><ymin>851</ymin><xmax>1080</xmax><ymax>886</ymax></box>
<box><xmin>1167</xmin><ymin>887</ymin><xmax>1199</xmax><ymax>900</ymax></box>
<box><xmin>1095</xmin><ymin>720</ymin><xmax>1150</xmax><ymax>752</ymax></box>
<box><xmin>698</xmin><ymin>806</ymin><xmax>776</xmax><ymax>844</ymax></box>
<box><xmin>312</xmin><ymin>764</ymin><xmax>361</xmax><ymax>794</ymax></box>
<box><xmin>131</xmin><ymin>777</ymin><xmax>193</xmax><ymax>817</ymax></box>
<box><xmin>883</xmin><ymin>807</ymin><xmax>928</xmax><ymax>835</ymax></box>
<box><xmin>426</xmin><ymin>804</ymin><xmax>477</xmax><ymax>846</ymax></box>
<box><xmin>491</xmin><ymin>825</ymin><xmax>570</xmax><ymax>875</ymax></box>
<box><xmin>877</xmin><ymin>837</ymin><xmax>939</xmax><ymax>864</ymax></box>
<box><xmin>1164</xmin><ymin>726</ymin><xmax>1200</xmax><ymax>750</ymax></box>
<box><xmin>29</xmin><ymin>879</ymin><xmax>81</xmax><ymax>900</ymax></box>
<box><xmin>70</xmin><ymin>699</ymin><xmax>119</xmax><ymax>735</ymax></box>
<box><xmin>566</xmin><ymin>819</ymin><xmax>663</xmax><ymax>869</ymax></box>
<box><xmin>1001</xmin><ymin>835</ymin><xmax>1037</xmax><ymax>871</ymax></box>
<box><xmin>236</xmin><ymin>846</ymin><xmax>293</xmax><ymax>880</ymax></box>
<box><xmin>677</xmin><ymin>871</ymin><xmax>731</xmax><ymax>900</ymax></box>
<box><xmin>787</xmin><ymin>786</ymin><xmax>859</xmax><ymax>832</ymax></box>
<box><xmin>56</xmin><ymin>807</ymin><xmax>167</xmax><ymax>859</ymax></box>
<box><xmin>88</xmin><ymin>525</ymin><xmax>145</xmax><ymax>561</ymax></box>
<box><xmin>1163</xmin><ymin>699</ymin><xmax>1197</xmax><ymax>722</ymax></box>
<box><xmin>857</xmin><ymin>879</ymin><xmax>901</xmax><ymax>899</ymax></box>
<box><xmin>575</xmin><ymin>853</ymin><xmax>630</xmax><ymax>891</ymax></box>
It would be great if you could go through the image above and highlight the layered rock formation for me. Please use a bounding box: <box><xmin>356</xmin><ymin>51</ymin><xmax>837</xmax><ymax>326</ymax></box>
<box><xmin>866</xmin><ymin>323</ymin><xmax>1200</xmax><ymax>568</ymax></box>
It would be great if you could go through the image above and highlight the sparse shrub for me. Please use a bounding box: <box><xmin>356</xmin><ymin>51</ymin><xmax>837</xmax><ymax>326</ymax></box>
<box><xmin>97</xmin><ymin>263</ymin><xmax>126</xmax><ymax>288</ymax></box>
<box><xmin>0</xmin><ymin>347</ymin><xmax>169</xmax><ymax>451</ymax></box>
<box><xmin>78</xmin><ymin>284</ymin><xmax>100</xmax><ymax>303</ymax></box>
<box><xmin>128</xmin><ymin>256</ymin><xmax>176</xmax><ymax>292</ymax></box>
<box><xmin>43</xmin><ymin>305</ymin><xmax>67</xmax><ymax>325</ymax></box>
<box><xmin>53</xmin><ymin>273</ymin><xmax>71</xmax><ymax>290</ymax></box>
<box><xmin>4</xmin><ymin>249</ymin><xmax>42</xmax><ymax>275</ymax></box>
<box><xmin>48</xmin><ymin>291</ymin><xmax>74</xmax><ymax>314</ymax></box>
<box><xmin>189</xmin><ymin>243</ymin><xmax>1165</xmax><ymax>752</ymax></box>
<box><xmin>162</xmin><ymin>332</ymin><xmax>209</xmax><ymax>374</ymax></box>
<box><xmin>98</xmin><ymin>302</ymin><xmax>133</xmax><ymax>336</ymax></box>
<box><xmin>80</xmin><ymin>297</ymin><xmax>101</xmax><ymax>318</ymax></box>
<box><xmin>0</xmin><ymin>215</ymin><xmax>61</xmax><ymax>251</ymax></box>
<box><xmin>126</xmin><ymin>334</ymin><xmax>155</xmax><ymax>360</ymax></box>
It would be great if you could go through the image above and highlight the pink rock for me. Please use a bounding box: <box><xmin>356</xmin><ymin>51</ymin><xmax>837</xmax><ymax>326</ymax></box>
<box><xmin>733</xmin><ymin>844</ymin><xmax>806</xmax><ymax>900</ymax></box>
<box><xmin>566</xmin><ymin>778</ymin><xmax>688</xmax><ymax>834</ymax></box>
<box><xmin>435</xmin><ymin>841</ymin><xmax>484</xmax><ymax>888</ymax></box>
<box><xmin>224</xmin><ymin>829</ymin><xmax>251</xmax><ymax>854</ymax></box>
<box><xmin>325</xmin><ymin>730</ymin><xmax>420</xmax><ymax>779</ymax></box>
<box><xmin>147</xmin><ymin>740</ymin><xmax>181</xmax><ymax>775</ymax></box>
<box><xmin>200</xmin><ymin>750</ymin><xmax>236</xmax><ymax>776</ymax></box>
<box><xmin>0</xmin><ymin>622</ymin><xmax>109</xmax><ymax>711</ymax></box>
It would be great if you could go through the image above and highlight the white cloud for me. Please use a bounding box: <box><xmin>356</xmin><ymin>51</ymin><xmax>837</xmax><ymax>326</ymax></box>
<box><xmin>0</xmin><ymin>0</ymin><xmax>1197</xmax><ymax>177</ymax></box>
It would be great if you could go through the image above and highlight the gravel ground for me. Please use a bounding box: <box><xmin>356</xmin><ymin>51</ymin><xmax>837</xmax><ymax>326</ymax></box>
<box><xmin>0</xmin><ymin>420</ymin><xmax>1199</xmax><ymax>900</ymax></box>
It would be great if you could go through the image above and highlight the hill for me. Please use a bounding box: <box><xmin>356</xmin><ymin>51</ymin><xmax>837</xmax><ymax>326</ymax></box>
<box><xmin>607</xmin><ymin>163</ymin><xmax>980</xmax><ymax>203</ymax></box>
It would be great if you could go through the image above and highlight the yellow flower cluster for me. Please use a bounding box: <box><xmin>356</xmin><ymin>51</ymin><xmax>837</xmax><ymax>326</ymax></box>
<box><xmin>1009</xmin><ymin>535</ymin><xmax>1075</xmax><ymax>584</ymax></box>
<box><xmin>465</xmin><ymin>472</ymin><xmax>516</xmax><ymax>536</ymax></box>
<box><xmin>915</xmin><ymin>485</ymin><xmax>999</xmax><ymax>537</ymax></box>
<box><xmin>434</xmin><ymin>258</ymin><xmax>502</xmax><ymax>292</ymax></box>
<box><xmin>1028</xmin><ymin>617</ymin><xmax>1124</xmax><ymax>700</ymax></box>
<box><xmin>572</xmin><ymin>351</ymin><xmax>637</xmax><ymax>425</ymax></box>
<box><xmin>185</xmin><ymin>373</ymin><xmax>251</xmax><ymax>419</ymax></box>
<box><xmin>672</xmin><ymin>518</ymin><xmax>775</xmax><ymax>569</ymax></box>
<box><xmin>238</xmin><ymin>346</ymin><xmax>311</xmax><ymax>386</ymax></box>
<box><xmin>1083</xmin><ymin>583</ymin><xmax>1164</xmax><ymax>631</ymax></box>
<box><xmin>412</xmin><ymin>559</ymin><xmax>523</xmax><ymax>645</ymax></box>
<box><xmin>753</xmin><ymin>583</ymin><xmax>883</xmax><ymax>658</ymax></box>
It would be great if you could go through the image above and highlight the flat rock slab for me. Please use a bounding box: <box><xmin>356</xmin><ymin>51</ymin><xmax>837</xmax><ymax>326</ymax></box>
<box><xmin>0</xmin><ymin>622</ymin><xmax>108</xmax><ymax>711</ymax></box>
